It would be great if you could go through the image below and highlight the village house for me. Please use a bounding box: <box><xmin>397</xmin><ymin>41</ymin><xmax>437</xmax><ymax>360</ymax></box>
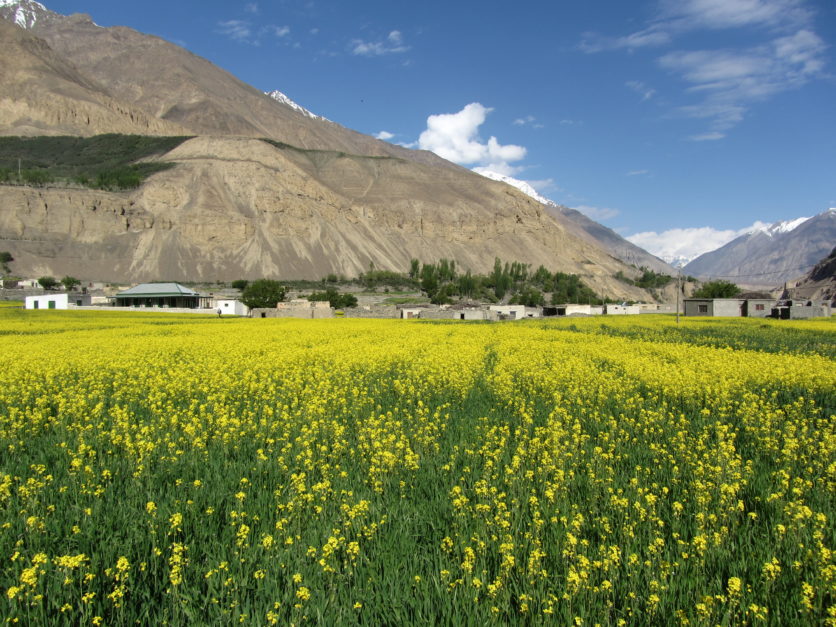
<box><xmin>545</xmin><ymin>304</ymin><xmax>602</xmax><ymax>317</ymax></box>
<box><xmin>488</xmin><ymin>305</ymin><xmax>541</xmax><ymax>320</ymax></box>
<box><xmin>25</xmin><ymin>293</ymin><xmax>92</xmax><ymax>309</ymax></box>
<box><xmin>252</xmin><ymin>299</ymin><xmax>333</xmax><ymax>319</ymax></box>
<box><xmin>684</xmin><ymin>298</ymin><xmax>745</xmax><ymax>317</ymax></box>
<box><xmin>113</xmin><ymin>283</ymin><xmax>207</xmax><ymax>309</ymax></box>
<box><xmin>772</xmin><ymin>299</ymin><xmax>832</xmax><ymax>319</ymax></box>
<box><xmin>604</xmin><ymin>303</ymin><xmax>641</xmax><ymax>315</ymax></box>
<box><xmin>25</xmin><ymin>293</ymin><xmax>68</xmax><ymax>310</ymax></box>
<box><xmin>215</xmin><ymin>299</ymin><xmax>248</xmax><ymax>316</ymax></box>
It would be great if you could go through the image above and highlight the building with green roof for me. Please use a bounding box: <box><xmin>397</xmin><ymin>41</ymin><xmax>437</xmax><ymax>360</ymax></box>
<box><xmin>114</xmin><ymin>283</ymin><xmax>206</xmax><ymax>309</ymax></box>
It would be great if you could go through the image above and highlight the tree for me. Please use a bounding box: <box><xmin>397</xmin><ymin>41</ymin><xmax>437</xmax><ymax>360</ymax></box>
<box><xmin>231</xmin><ymin>279</ymin><xmax>249</xmax><ymax>291</ymax></box>
<box><xmin>0</xmin><ymin>251</ymin><xmax>12</xmax><ymax>275</ymax></box>
<box><xmin>241</xmin><ymin>279</ymin><xmax>286</xmax><ymax>309</ymax></box>
<box><xmin>38</xmin><ymin>276</ymin><xmax>58</xmax><ymax>290</ymax></box>
<box><xmin>308</xmin><ymin>288</ymin><xmax>358</xmax><ymax>309</ymax></box>
<box><xmin>61</xmin><ymin>276</ymin><xmax>81</xmax><ymax>292</ymax></box>
<box><xmin>693</xmin><ymin>280</ymin><xmax>741</xmax><ymax>299</ymax></box>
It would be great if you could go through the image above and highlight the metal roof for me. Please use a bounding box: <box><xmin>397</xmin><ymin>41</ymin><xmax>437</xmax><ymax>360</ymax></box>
<box><xmin>115</xmin><ymin>283</ymin><xmax>200</xmax><ymax>298</ymax></box>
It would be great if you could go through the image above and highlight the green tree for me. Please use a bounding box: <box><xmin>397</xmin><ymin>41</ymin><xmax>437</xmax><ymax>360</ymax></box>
<box><xmin>510</xmin><ymin>286</ymin><xmax>545</xmax><ymax>307</ymax></box>
<box><xmin>309</xmin><ymin>288</ymin><xmax>358</xmax><ymax>309</ymax></box>
<box><xmin>693</xmin><ymin>280</ymin><xmax>741</xmax><ymax>298</ymax></box>
<box><xmin>408</xmin><ymin>258</ymin><xmax>420</xmax><ymax>279</ymax></box>
<box><xmin>0</xmin><ymin>251</ymin><xmax>12</xmax><ymax>275</ymax></box>
<box><xmin>38</xmin><ymin>276</ymin><xmax>58</xmax><ymax>290</ymax></box>
<box><xmin>231</xmin><ymin>279</ymin><xmax>249</xmax><ymax>291</ymax></box>
<box><xmin>241</xmin><ymin>279</ymin><xmax>286</xmax><ymax>309</ymax></box>
<box><xmin>61</xmin><ymin>276</ymin><xmax>81</xmax><ymax>292</ymax></box>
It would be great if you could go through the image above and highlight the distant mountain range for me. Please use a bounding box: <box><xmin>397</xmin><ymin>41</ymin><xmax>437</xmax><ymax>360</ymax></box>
<box><xmin>684</xmin><ymin>208</ymin><xmax>836</xmax><ymax>285</ymax></box>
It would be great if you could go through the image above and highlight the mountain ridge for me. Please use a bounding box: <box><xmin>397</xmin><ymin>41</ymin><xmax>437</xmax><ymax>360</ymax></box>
<box><xmin>684</xmin><ymin>209</ymin><xmax>836</xmax><ymax>285</ymax></box>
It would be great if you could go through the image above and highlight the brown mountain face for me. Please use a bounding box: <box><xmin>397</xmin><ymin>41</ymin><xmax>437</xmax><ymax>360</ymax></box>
<box><xmin>0</xmin><ymin>19</ymin><xmax>186</xmax><ymax>136</ymax></box>
<box><xmin>784</xmin><ymin>247</ymin><xmax>836</xmax><ymax>305</ymax></box>
<box><xmin>25</xmin><ymin>10</ymin><xmax>448</xmax><ymax>168</ymax></box>
<box><xmin>0</xmin><ymin>4</ymin><xmax>656</xmax><ymax>300</ymax></box>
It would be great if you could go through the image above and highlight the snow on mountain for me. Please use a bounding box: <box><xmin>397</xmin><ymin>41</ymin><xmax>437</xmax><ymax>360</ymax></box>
<box><xmin>472</xmin><ymin>168</ymin><xmax>556</xmax><ymax>207</ymax></box>
<box><xmin>266</xmin><ymin>90</ymin><xmax>327</xmax><ymax>121</ymax></box>
<box><xmin>683</xmin><ymin>208</ymin><xmax>836</xmax><ymax>284</ymax></box>
<box><xmin>747</xmin><ymin>216</ymin><xmax>810</xmax><ymax>237</ymax></box>
<box><xmin>0</xmin><ymin>0</ymin><xmax>47</xmax><ymax>28</ymax></box>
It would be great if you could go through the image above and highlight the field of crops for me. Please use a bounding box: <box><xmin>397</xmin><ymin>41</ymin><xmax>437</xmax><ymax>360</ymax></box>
<box><xmin>1</xmin><ymin>310</ymin><xmax>833</xmax><ymax>625</ymax></box>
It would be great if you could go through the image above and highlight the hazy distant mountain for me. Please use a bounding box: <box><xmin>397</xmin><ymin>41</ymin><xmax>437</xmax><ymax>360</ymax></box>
<box><xmin>0</xmin><ymin>1</ymin><xmax>661</xmax><ymax>299</ymax></box>
<box><xmin>475</xmin><ymin>169</ymin><xmax>676</xmax><ymax>276</ymax></box>
<box><xmin>684</xmin><ymin>209</ymin><xmax>836</xmax><ymax>284</ymax></box>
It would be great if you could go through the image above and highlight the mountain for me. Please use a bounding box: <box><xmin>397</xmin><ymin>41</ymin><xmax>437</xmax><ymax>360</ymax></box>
<box><xmin>0</xmin><ymin>2</ymin><xmax>655</xmax><ymax>300</ymax></box>
<box><xmin>784</xmin><ymin>246</ymin><xmax>836</xmax><ymax>305</ymax></box>
<box><xmin>683</xmin><ymin>209</ymin><xmax>836</xmax><ymax>285</ymax></box>
<box><xmin>266</xmin><ymin>91</ymin><xmax>327</xmax><ymax>122</ymax></box>
<box><xmin>0</xmin><ymin>17</ymin><xmax>186</xmax><ymax>136</ymax></box>
<box><xmin>11</xmin><ymin>3</ymin><xmax>447</xmax><ymax>167</ymax></box>
<box><xmin>475</xmin><ymin>169</ymin><xmax>676</xmax><ymax>276</ymax></box>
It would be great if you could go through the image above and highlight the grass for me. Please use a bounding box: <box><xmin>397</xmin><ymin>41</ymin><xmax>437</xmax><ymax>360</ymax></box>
<box><xmin>0</xmin><ymin>135</ymin><xmax>192</xmax><ymax>191</ymax></box>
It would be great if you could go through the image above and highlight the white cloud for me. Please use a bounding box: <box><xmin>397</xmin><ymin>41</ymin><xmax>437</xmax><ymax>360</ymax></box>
<box><xmin>583</xmin><ymin>0</ymin><xmax>813</xmax><ymax>54</ymax></box>
<box><xmin>513</xmin><ymin>115</ymin><xmax>543</xmax><ymax>128</ymax></box>
<box><xmin>627</xmin><ymin>221</ymin><xmax>768</xmax><ymax>262</ymax></box>
<box><xmin>218</xmin><ymin>20</ymin><xmax>252</xmax><ymax>42</ymax></box>
<box><xmin>417</xmin><ymin>103</ymin><xmax>527</xmax><ymax>174</ymax></box>
<box><xmin>351</xmin><ymin>30</ymin><xmax>410</xmax><ymax>56</ymax></box>
<box><xmin>627</xmin><ymin>169</ymin><xmax>650</xmax><ymax>176</ymax></box>
<box><xmin>660</xmin><ymin>30</ymin><xmax>826</xmax><ymax>132</ymax></box>
<box><xmin>580</xmin><ymin>0</ymin><xmax>825</xmax><ymax>138</ymax></box>
<box><xmin>659</xmin><ymin>0</ymin><xmax>812</xmax><ymax>32</ymax></box>
<box><xmin>575</xmin><ymin>205</ymin><xmax>621</xmax><ymax>222</ymax></box>
<box><xmin>689</xmin><ymin>131</ymin><xmax>725</xmax><ymax>141</ymax></box>
<box><xmin>244</xmin><ymin>3</ymin><xmax>259</xmax><ymax>14</ymax></box>
<box><xmin>375</xmin><ymin>131</ymin><xmax>394</xmax><ymax>140</ymax></box>
<box><xmin>264</xmin><ymin>25</ymin><xmax>290</xmax><ymax>37</ymax></box>
<box><xmin>626</xmin><ymin>80</ymin><xmax>656</xmax><ymax>101</ymax></box>
<box><xmin>579</xmin><ymin>27</ymin><xmax>671</xmax><ymax>53</ymax></box>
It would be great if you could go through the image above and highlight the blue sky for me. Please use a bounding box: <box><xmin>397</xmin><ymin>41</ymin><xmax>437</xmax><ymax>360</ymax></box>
<box><xmin>44</xmin><ymin>0</ymin><xmax>836</xmax><ymax>261</ymax></box>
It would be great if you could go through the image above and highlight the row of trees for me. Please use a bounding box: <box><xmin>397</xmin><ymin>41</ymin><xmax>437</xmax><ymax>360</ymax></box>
<box><xmin>412</xmin><ymin>257</ymin><xmax>605</xmax><ymax>306</ymax></box>
<box><xmin>34</xmin><ymin>276</ymin><xmax>82</xmax><ymax>291</ymax></box>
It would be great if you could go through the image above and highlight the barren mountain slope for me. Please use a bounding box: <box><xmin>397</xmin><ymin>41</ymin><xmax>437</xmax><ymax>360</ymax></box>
<box><xmin>0</xmin><ymin>19</ymin><xmax>186</xmax><ymax>136</ymax></box>
<box><xmin>24</xmin><ymin>11</ymin><xmax>448</xmax><ymax>168</ymax></box>
<box><xmin>548</xmin><ymin>205</ymin><xmax>676</xmax><ymax>275</ymax></box>
<box><xmin>784</xmin><ymin>247</ymin><xmax>836</xmax><ymax>304</ymax></box>
<box><xmin>1</xmin><ymin>136</ymin><xmax>652</xmax><ymax>299</ymax></box>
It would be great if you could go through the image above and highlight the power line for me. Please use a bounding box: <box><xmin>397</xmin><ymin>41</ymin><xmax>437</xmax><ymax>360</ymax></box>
<box><xmin>700</xmin><ymin>263</ymin><xmax>816</xmax><ymax>279</ymax></box>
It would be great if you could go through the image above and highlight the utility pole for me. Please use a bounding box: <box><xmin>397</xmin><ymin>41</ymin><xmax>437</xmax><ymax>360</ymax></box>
<box><xmin>676</xmin><ymin>270</ymin><xmax>681</xmax><ymax>324</ymax></box>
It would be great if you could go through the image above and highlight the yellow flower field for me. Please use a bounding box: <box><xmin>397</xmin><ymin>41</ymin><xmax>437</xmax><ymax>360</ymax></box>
<box><xmin>0</xmin><ymin>310</ymin><xmax>833</xmax><ymax>624</ymax></box>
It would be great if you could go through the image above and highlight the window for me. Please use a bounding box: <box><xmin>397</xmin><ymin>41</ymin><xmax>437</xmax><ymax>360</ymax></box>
<box><xmin>48</xmin><ymin>300</ymin><xmax>56</xmax><ymax>309</ymax></box>
<box><xmin>698</xmin><ymin>304</ymin><xmax>708</xmax><ymax>313</ymax></box>
<box><xmin>755</xmin><ymin>304</ymin><xmax>765</xmax><ymax>311</ymax></box>
<box><xmin>33</xmin><ymin>301</ymin><xmax>39</xmax><ymax>309</ymax></box>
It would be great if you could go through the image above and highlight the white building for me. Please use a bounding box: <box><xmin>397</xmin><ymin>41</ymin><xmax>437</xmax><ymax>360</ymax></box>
<box><xmin>488</xmin><ymin>305</ymin><xmax>541</xmax><ymax>320</ymax></box>
<box><xmin>25</xmin><ymin>293</ymin><xmax>69</xmax><ymax>310</ymax></box>
<box><xmin>605</xmin><ymin>303</ymin><xmax>641</xmax><ymax>315</ymax></box>
<box><xmin>216</xmin><ymin>299</ymin><xmax>248</xmax><ymax>316</ymax></box>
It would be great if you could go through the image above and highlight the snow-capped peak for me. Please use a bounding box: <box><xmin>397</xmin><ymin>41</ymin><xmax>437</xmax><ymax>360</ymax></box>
<box><xmin>0</xmin><ymin>0</ymin><xmax>48</xmax><ymax>29</ymax></box>
<box><xmin>748</xmin><ymin>215</ymin><xmax>810</xmax><ymax>238</ymax></box>
<box><xmin>472</xmin><ymin>168</ymin><xmax>557</xmax><ymax>207</ymax></box>
<box><xmin>266</xmin><ymin>90</ymin><xmax>327</xmax><ymax>121</ymax></box>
